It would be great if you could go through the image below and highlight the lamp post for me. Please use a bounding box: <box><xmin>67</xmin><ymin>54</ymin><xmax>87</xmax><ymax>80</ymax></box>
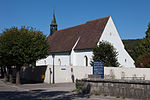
<box><xmin>52</xmin><ymin>54</ymin><xmax>55</xmax><ymax>84</ymax></box>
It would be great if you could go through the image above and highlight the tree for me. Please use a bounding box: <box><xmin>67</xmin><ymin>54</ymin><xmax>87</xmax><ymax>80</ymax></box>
<box><xmin>122</xmin><ymin>39</ymin><xmax>141</xmax><ymax>60</ymax></box>
<box><xmin>134</xmin><ymin>23</ymin><xmax>150</xmax><ymax>67</ymax></box>
<box><xmin>0</xmin><ymin>34</ymin><xmax>10</xmax><ymax>81</ymax></box>
<box><xmin>146</xmin><ymin>23</ymin><xmax>150</xmax><ymax>38</ymax></box>
<box><xmin>0</xmin><ymin>27</ymin><xmax>50</xmax><ymax>84</ymax></box>
<box><xmin>91</xmin><ymin>41</ymin><xmax>120</xmax><ymax>67</ymax></box>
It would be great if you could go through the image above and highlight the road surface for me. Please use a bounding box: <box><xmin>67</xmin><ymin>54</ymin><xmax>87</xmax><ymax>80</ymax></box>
<box><xmin>0</xmin><ymin>79</ymin><xmax>135</xmax><ymax>100</ymax></box>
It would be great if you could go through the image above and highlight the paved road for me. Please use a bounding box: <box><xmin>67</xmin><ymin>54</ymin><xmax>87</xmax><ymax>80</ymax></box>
<box><xmin>0</xmin><ymin>79</ymin><xmax>135</xmax><ymax>100</ymax></box>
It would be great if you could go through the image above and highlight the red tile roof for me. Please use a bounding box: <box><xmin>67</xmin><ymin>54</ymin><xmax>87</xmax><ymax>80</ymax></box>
<box><xmin>48</xmin><ymin>16</ymin><xmax>110</xmax><ymax>53</ymax></box>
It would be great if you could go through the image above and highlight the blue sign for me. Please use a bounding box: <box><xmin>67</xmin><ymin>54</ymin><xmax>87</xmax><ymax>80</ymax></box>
<box><xmin>61</xmin><ymin>68</ymin><xmax>66</xmax><ymax>70</ymax></box>
<box><xmin>93</xmin><ymin>61</ymin><xmax>104</xmax><ymax>79</ymax></box>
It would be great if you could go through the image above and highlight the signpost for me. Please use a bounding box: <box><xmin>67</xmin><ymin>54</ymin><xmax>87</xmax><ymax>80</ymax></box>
<box><xmin>93</xmin><ymin>61</ymin><xmax>104</xmax><ymax>79</ymax></box>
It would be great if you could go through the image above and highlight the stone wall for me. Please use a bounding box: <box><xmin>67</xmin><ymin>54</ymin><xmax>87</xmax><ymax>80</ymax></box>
<box><xmin>79</xmin><ymin>78</ymin><xmax>150</xmax><ymax>100</ymax></box>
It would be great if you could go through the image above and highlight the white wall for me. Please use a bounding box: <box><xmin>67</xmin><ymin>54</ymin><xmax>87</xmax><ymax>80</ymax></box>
<box><xmin>70</xmin><ymin>37</ymin><xmax>80</xmax><ymax>66</ymax></box>
<box><xmin>44</xmin><ymin>66</ymin><xmax>150</xmax><ymax>83</ymax></box>
<box><xmin>73</xmin><ymin>50</ymin><xmax>93</xmax><ymax>66</ymax></box>
<box><xmin>99</xmin><ymin>17</ymin><xmax>135</xmax><ymax>67</ymax></box>
<box><xmin>44</xmin><ymin>65</ymin><xmax>92</xmax><ymax>83</ymax></box>
<box><xmin>36</xmin><ymin>53</ymin><xmax>70</xmax><ymax>66</ymax></box>
<box><xmin>104</xmin><ymin>67</ymin><xmax>150</xmax><ymax>80</ymax></box>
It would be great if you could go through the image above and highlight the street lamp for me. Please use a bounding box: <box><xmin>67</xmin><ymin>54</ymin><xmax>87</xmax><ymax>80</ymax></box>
<box><xmin>52</xmin><ymin>54</ymin><xmax>55</xmax><ymax>84</ymax></box>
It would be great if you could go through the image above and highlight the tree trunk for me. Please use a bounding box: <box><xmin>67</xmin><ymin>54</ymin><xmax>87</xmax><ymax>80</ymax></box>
<box><xmin>3</xmin><ymin>67</ymin><xmax>8</xmax><ymax>81</ymax></box>
<box><xmin>8</xmin><ymin>66</ymin><xmax>13</xmax><ymax>83</ymax></box>
<box><xmin>0</xmin><ymin>66</ymin><xmax>4</xmax><ymax>78</ymax></box>
<box><xmin>16</xmin><ymin>66</ymin><xmax>21</xmax><ymax>85</ymax></box>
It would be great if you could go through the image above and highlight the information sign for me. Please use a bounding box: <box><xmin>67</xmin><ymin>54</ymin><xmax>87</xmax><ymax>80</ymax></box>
<box><xmin>93</xmin><ymin>61</ymin><xmax>104</xmax><ymax>79</ymax></box>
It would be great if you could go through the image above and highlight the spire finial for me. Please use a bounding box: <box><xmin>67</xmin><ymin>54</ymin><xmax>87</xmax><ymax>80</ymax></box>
<box><xmin>50</xmin><ymin>8</ymin><xmax>57</xmax><ymax>35</ymax></box>
<box><xmin>51</xmin><ymin>8</ymin><xmax>57</xmax><ymax>25</ymax></box>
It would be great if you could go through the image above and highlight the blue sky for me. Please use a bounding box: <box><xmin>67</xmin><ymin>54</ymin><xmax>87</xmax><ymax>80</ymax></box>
<box><xmin>0</xmin><ymin>0</ymin><xmax>150</xmax><ymax>39</ymax></box>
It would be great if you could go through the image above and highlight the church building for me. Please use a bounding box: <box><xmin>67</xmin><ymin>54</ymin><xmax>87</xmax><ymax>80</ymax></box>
<box><xmin>36</xmin><ymin>12</ymin><xmax>135</xmax><ymax>67</ymax></box>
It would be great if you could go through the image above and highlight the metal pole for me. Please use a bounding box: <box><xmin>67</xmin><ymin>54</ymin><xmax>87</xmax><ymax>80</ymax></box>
<box><xmin>49</xmin><ymin>68</ymin><xmax>51</xmax><ymax>84</ymax></box>
<box><xmin>52</xmin><ymin>54</ymin><xmax>55</xmax><ymax>84</ymax></box>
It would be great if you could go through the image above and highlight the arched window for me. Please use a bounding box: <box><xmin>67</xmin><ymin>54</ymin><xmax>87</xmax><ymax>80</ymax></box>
<box><xmin>58</xmin><ymin>59</ymin><xmax>61</xmax><ymax>65</ymax></box>
<box><xmin>84</xmin><ymin>56</ymin><xmax>88</xmax><ymax>66</ymax></box>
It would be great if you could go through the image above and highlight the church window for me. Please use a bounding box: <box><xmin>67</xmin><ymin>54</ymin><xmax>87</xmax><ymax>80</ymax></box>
<box><xmin>84</xmin><ymin>56</ymin><xmax>88</xmax><ymax>66</ymax></box>
<box><xmin>110</xmin><ymin>32</ymin><xmax>112</xmax><ymax>36</ymax></box>
<box><xmin>125</xmin><ymin>59</ymin><xmax>127</xmax><ymax>62</ymax></box>
<box><xmin>58</xmin><ymin>59</ymin><xmax>61</xmax><ymax>65</ymax></box>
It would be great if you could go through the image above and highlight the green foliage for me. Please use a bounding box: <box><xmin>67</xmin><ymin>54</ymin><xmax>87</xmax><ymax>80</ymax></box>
<box><xmin>75</xmin><ymin>79</ymin><xmax>82</xmax><ymax>93</ymax></box>
<box><xmin>122</xmin><ymin>39</ymin><xmax>141</xmax><ymax>60</ymax></box>
<box><xmin>130</xmin><ymin>23</ymin><xmax>150</xmax><ymax>68</ymax></box>
<box><xmin>146</xmin><ymin>23</ymin><xmax>150</xmax><ymax>38</ymax></box>
<box><xmin>0</xmin><ymin>26</ymin><xmax>50</xmax><ymax>67</ymax></box>
<box><xmin>123</xmin><ymin>23</ymin><xmax>150</xmax><ymax>68</ymax></box>
<box><xmin>91</xmin><ymin>41</ymin><xmax>120</xmax><ymax>67</ymax></box>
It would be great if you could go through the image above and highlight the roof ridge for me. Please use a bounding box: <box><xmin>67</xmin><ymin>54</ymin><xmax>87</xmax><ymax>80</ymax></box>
<box><xmin>56</xmin><ymin>23</ymin><xmax>85</xmax><ymax>32</ymax></box>
<box><xmin>86</xmin><ymin>16</ymin><xmax>110</xmax><ymax>23</ymax></box>
<box><xmin>55</xmin><ymin>16</ymin><xmax>110</xmax><ymax>33</ymax></box>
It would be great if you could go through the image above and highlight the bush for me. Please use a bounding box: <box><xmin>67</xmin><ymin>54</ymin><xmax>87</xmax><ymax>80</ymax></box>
<box><xmin>91</xmin><ymin>41</ymin><xmax>120</xmax><ymax>67</ymax></box>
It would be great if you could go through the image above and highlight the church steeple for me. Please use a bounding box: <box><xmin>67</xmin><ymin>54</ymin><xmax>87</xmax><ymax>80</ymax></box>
<box><xmin>50</xmin><ymin>9</ymin><xmax>57</xmax><ymax>35</ymax></box>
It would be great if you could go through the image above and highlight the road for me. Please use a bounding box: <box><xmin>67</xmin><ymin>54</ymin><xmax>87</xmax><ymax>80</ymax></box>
<box><xmin>0</xmin><ymin>79</ymin><xmax>135</xmax><ymax>100</ymax></box>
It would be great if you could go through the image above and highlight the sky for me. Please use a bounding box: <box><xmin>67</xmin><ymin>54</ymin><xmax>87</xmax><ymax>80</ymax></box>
<box><xmin>0</xmin><ymin>0</ymin><xmax>150</xmax><ymax>39</ymax></box>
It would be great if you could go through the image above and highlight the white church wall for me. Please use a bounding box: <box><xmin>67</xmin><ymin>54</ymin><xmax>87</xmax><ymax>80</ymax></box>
<box><xmin>44</xmin><ymin>65</ymin><xmax>93</xmax><ymax>83</ymax></box>
<box><xmin>99</xmin><ymin>17</ymin><xmax>135</xmax><ymax>67</ymax></box>
<box><xmin>73</xmin><ymin>50</ymin><xmax>93</xmax><ymax>66</ymax></box>
<box><xmin>36</xmin><ymin>58</ymin><xmax>47</xmax><ymax>66</ymax></box>
<box><xmin>70</xmin><ymin>37</ymin><xmax>80</xmax><ymax>66</ymax></box>
<box><xmin>36</xmin><ymin>53</ymin><xmax>70</xmax><ymax>66</ymax></box>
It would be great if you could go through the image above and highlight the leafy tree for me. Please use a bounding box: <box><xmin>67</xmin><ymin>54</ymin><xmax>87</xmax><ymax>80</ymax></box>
<box><xmin>134</xmin><ymin>23</ymin><xmax>150</xmax><ymax>67</ymax></box>
<box><xmin>122</xmin><ymin>39</ymin><xmax>141</xmax><ymax>60</ymax></box>
<box><xmin>0</xmin><ymin>27</ymin><xmax>50</xmax><ymax>84</ymax></box>
<box><xmin>0</xmin><ymin>34</ymin><xmax>10</xmax><ymax>81</ymax></box>
<box><xmin>91</xmin><ymin>41</ymin><xmax>120</xmax><ymax>67</ymax></box>
<box><xmin>146</xmin><ymin>23</ymin><xmax>150</xmax><ymax>38</ymax></box>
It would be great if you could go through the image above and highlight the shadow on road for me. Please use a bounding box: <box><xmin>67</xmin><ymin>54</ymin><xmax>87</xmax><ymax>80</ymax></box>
<box><xmin>0</xmin><ymin>90</ymin><xmax>88</xmax><ymax>100</ymax></box>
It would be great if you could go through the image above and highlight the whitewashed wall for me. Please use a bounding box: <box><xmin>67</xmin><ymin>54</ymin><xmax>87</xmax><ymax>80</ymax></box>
<box><xmin>73</xmin><ymin>50</ymin><xmax>93</xmax><ymax>66</ymax></box>
<box><xmin>36</xmin><ymin>53</ymin><xmax>70</xmax><ymax>66</ymax></box>
<box><xmin>44</xmin><ymin>66</ymin><xmax>150</xmax><ymax>83</ymax></box>
<box><xmin>44</xmin><ymin>65</ymin><xmax>92</xmax><ymax>83</ymax></box>
<box><xmin>99</xmin><ymin>17</ymin><xmax>135</xmax><ymax>67</ymax></box>
<box><xmin>104</xmin><ymin>67</ymin><xmax>150</xmax><ymax>80</ymax></box>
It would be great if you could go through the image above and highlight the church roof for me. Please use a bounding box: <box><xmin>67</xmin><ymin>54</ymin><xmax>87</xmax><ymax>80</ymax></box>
<box><xmin>48</xmin><ymin>16</ymin><xmax>110</xmax><ymax>53</ymax></box>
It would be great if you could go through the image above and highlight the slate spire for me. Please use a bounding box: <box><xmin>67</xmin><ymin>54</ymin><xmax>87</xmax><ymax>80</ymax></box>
<box><xmin>51</xmin><ymin>9</ymin><xmax>57</xmax><ymax>25</ymax></box>
<box><xmin>50</xmin><ymin>9</ymin><xmax>57</xmax><ymax>35</ymax></box>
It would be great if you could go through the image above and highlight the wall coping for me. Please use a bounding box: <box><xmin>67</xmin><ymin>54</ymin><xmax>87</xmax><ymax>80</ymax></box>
<box><xmin>81</xmin><ymin>78</ymin><xmax>150</xmax><ymax>85</ymax></box>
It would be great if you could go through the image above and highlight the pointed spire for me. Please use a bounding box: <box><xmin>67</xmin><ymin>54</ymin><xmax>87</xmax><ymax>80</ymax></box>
<box><xmin>50</xmin><ymin>8</ymin><xmax>58</xmax><ymax>35</ymax></box>
<box><xmin>51</xmin><ymin>8</ymin><xmax>57</xmax><ymax>25</ymax></box>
